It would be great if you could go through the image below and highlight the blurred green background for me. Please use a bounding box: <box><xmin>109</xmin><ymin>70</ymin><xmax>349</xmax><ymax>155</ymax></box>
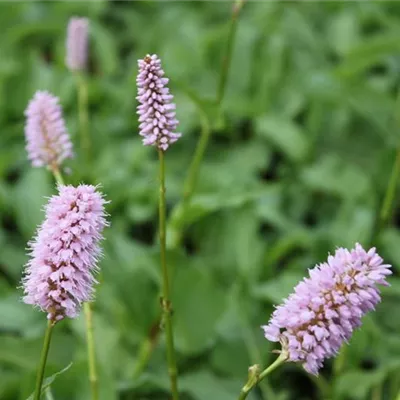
<box><xmin>1</xmin><ymin>1</ymin><xmax>400</xmax><ymax>399</ymax></box>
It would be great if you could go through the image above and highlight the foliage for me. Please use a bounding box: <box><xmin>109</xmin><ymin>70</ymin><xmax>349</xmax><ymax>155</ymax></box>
<box><xmin>1</xmin><ymin>1</ymin><xmax>400</xmax><ymax>400</ymax></box>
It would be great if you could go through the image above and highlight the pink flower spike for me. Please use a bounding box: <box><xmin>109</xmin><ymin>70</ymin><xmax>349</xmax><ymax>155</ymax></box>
<box><xmin>22</xmin><ymin>185</ymin><xmax>108</xmax><ymax>322</ymax></box>
<box><xmin>136</xmin><ymin>54</ymin><xmax>181</xmax><ymax>150</ymax></box>
<box><xmin>262</xmin><ymin>243</ymin><xmax>392</xmax><ymax>375</ymax></box>
<box><xmin>66</xmin><ymin>17</ymin><xmax>89</xmax><ymax>72</ymax></box>
<box><xmin>24</xmin><ymin>91</ymin><xmax>73</xmax><ymax>169</ymax></box>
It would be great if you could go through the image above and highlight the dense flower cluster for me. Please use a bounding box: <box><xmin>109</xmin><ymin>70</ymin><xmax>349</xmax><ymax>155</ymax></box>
<box><xmin>262</xmin><ymin>243</ymin><xmax>391</xmax><ymax>375</ymax></box>
<box><xmin>136</xmin><ymin>54</ymin><xmax>181</xmax><ymax>150</ymax></box>
<box><xmin>22</xmin><ymin>185</ymin><xmax>108</xmax><ymax>322</ymax></box>
<box><xmin>65</xmin><ymin>17</ymin><xmax>89</xmax><ymax>72</ymax></box>
<box><xmin>24</xmin><ymin>91</ymin><xmax>73</xmax><ymax>169</ymax></box>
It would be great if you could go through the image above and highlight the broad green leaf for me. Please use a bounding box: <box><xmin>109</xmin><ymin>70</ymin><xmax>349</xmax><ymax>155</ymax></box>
<box><xmin>13</xmin><ymin>168</ymin><xmax>52</xmax><ymax>239</ymax></box>
<box><xmin>172</xmin><ymin>266</ymin><xmax>227</xmax><ymax>354</ymax></box>
<box><xmin>335</xmin><ymin>34</ymin><xmax>400</xmax><ymax>77</ymax></box>
<box><xmin>255</xmin><ymin>115</ymin><xmax>309</xmax><ymax>162</ymax></box>
<box><xmin>253</xmin><ymin>270</ymin><xmax>305</xmax><ymax>304</ymax></box>
<box><xmin>328</xmin><ymin>10</ymin><xmax>360</xmax><ymax>56</ymax></box>
<box><xmin>380</xmin><ymin>228</ymin><xmax>400</xmax><ymax>273</ymax></box>
<box><xmin>26</xmin><ymin>363</ymin><xmax>72</xmax><ymax>400</ymax></box>
<box><xmin>180</xmin><ymin>371</ymin><xmax>249</xmax><ymax>400</ymax></box>
<box><xmin>0</xmin><ymin>294</ymin><xmax>41</xmax><ymax>333</ymax></box>
<box><xmin>300</xmin><ymin>155</ymin><xmax>371</xmax><ymax>200</ymax></box>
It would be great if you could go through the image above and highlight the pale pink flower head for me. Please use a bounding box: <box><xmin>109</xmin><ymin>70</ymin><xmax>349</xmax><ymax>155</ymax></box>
<box><xmin>24</xmin><ymin>91</ymin><xmax>73</xmax><ymax>169</ymax></box>
<box><xmin>66</xmin><ymin>17</ymin><xmax>89</xmax><ymax>72</ymax></box>
<box><xmin>136</xmin><ymin>54</ymin><xmax>181</xmax><ymax>151</ymax></box>
<box><xmin>262</xmin><ymin>244</ymin><xmax>391</xmax><ymax>375</ymax></box>
<box><xmin>22</xmin><ymin>185</ymin><xmax>108</xmax><ymax>322</ymax></box>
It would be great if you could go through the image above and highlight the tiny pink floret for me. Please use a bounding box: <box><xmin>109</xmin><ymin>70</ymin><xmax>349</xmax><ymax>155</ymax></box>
<box><xmin>22</xmin><ymin>185</ymin><xmax>108</xmax><ymax>322</ymax></box>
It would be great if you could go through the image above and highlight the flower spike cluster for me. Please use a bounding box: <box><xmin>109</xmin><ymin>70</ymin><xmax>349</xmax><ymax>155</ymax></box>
<box><xmin>136</xmin><ymin>54</ymin><xmax>181</xmax><ymax>150</ymax></box>
<box><xmin>262</xmin><ymin>243</ymin><xmax>391</xmax><ymax>375</ymax></box>
<box><xmin>66</xmin><ymin>17</ymin><xmax>89</xmax><ymax>72</ymax></box>
<box><xmin>22</xmin><ymin>185</ymin><xmax>108</xmax><ymax>322</ymax></box>
<box><xmin>24</xmin><ymin>91</ymin><xmax>73</xmax><ymax>169</ymax></box>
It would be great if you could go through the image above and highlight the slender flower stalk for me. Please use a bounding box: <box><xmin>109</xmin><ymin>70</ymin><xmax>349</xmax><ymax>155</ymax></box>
<box><xmin>158</xmin><ymin>149</ymin><xmax>179</xmax><ymax>399</ymax></box>
<box><xmin>65</xmin><ymin>17</ymin><xmax>91</xmax><ymax>160</ymax></box>
<box><xmin>45</xmin><ymin>387</ymin><xmax>55</xmax><ymax>400</ymax></box>
<box><xmin>237</xmin><ymin>352</ymin><xmax>288</xmax><ymax>400</ymax></box>
<box><xmin>33</xmin><ymin>320</ymin><xmax>55</xmax><ymax>400</ymax></box>
<box><xmin>262</xmin><ymin>244</ymin><xmax>391</xmax><ymax>375</ymax></box>
<box><xmin>24</xmin><ymin>91</ymin><xmax>73</xmax><ymax>172</ymax></box>
<box><xmin>379</xmin><ymin>149</ymin><xmax>400</xmax><ymax>231</ymax></box>
<box><xmin>217</xmin><ymin>0</ymin><xmax>245</xmax><ymax>105</ymax></box>
<box><xmin>167</xmin><ymin>108</ymin><xmax>210</xmax><ymax>249</ymax></box>
<box><xmin>136</xmin><ymin>54</ymin><xmax>180</xmax><ymax>398</ymax></box>
<box><xmin>84</xmin><ymin>302</ymin><xmax>98</xmax><ymax>400</ymax></box>
<box><xmin>133</xmin><ymin>319</ymin><xmax>161</xmax><ymax>379</ymax></box>
<box><xmin>375</xmin><ymin>84</ymin><xmax>400</xmax><ymax>237</ymax></box>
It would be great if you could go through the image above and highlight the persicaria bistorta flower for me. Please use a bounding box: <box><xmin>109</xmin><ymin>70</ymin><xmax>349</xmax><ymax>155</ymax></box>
<box><xmin>262</xmin><ymin>243</ymin><xmax>391</xmax><ymax>375</ymax></box>
<box><xmin>22</xmin><ymin>185</ymin><xmax>108</xmax><ymax>322</ymax></box>
<box><xmin>24</xmin><ymin>91</ymin><xmax>73</xmax><ymax>169</ymax></box>
<box><xmin>65</xmin><ymin>17</ymin><xmax>89</xmax><ymax>72</ymax></box>
<box><xmin>136</xmin><ymin>54</ymin><xmax>181</xmax><ymax>150</ymax></box>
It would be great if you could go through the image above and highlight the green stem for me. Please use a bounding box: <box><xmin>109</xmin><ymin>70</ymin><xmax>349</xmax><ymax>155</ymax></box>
<box><xmin>377</xmin><ymin>85</ymin><xmax>400</xmax><ymax>235</ymax></box>
<box><xmin>131</xmin><ymin>0</ymin><xmax>245</xmax><ymax>376</ymax></box>
<box><xmin>167</xmin><ymin>0</ymin><xmax>245</xmax><ymax>250</ymax></box>
<box><xmin>76</xmin><ymin>72</ymin><xmax>90</xmax><ymax>161</ymax></box>
<box><xmin>166</xmin><ymin>108</ymin><xmax>210</xmax><ymax>249</ymax></box>
<box><xmin>133</xmin><ymin>337</ymin><xmax>153</xmax><ymax>379</ymax></box>
<box><xmin>50</xmin><ymin>168</ymin><xmax>98</xmax><ymax>400</ymax></box>
<box><xmin>84</xmin><ymin>302</ymin><xmax>98</xmax><ymax>400</ymax></box>
<box><xmin>237</xmin><ymin>353</ymin><xmax>287</xmax><ymax>400</ymax></box>
<box><xmin>45</xmin><ymin>387</ymin><xmax>55</xmax><ymax>400</ymax></box>
<box><xmin>392</xmin><ymin>370</ymin><xmax>400</xmax><ymax>400</ymax></box>
<box><xmin>133</xmin><ymin>319</ymin><xmax>161</xmax><ymax>380</ymax></box>
<box><xmin>158</xmin><ymin>149</ymin><xmax>179</xmax><ymax>400</ymax></box>
<box><xmin>34</xmin><ymin>320</ymin><xmax>55</xmax><ymax>400</ymax></box>
<box><xmin>309</xmin><ymin>373</ymin><xmax>331</xmax><ymax>400</ymax></box>
<box><xmin>51</xmin><ymin>166</ymin><xmax>65</xmax><ymax>185</ymax></box>
<box><xmin>182</xmin><ymin>110</ymin><xmax>210</xmax><ymax>205</ymax></box>
<box><xmin>217</xmin><ymin>0</ymin><xmax>245</xmax><ymax>106</ymax></box>
<box><xmin>379</xmin><ymin>149</ymin><xmax>400</xmax><ymax>231</ymax></box>
<box><xmin>371</xmin><ymin>384</ymin><xmax>382</xmax><ymax>400</ymax></box>
<box><xmin>240</xmin><ymin>319</ymin><xmax>273</xmax><ymax>399</ymax></box>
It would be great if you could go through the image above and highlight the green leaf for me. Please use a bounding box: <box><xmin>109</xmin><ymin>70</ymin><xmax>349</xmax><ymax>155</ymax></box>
<box><xmin>180</xmin><ymin>371</ymin><xmax>247</xmax><ymax>400</ymax></box>
<box><xmin>26</xmin><ymin>363</ymin><xmax>72</xmax><ymax>400</ymax></box>
<box><xmin>328</xmin><ymin>9</ymin><xmax>360</xmax><ymax>56</ymax></box>
<box><xmin>255</xmin><ymin>115</ymin><xmax>309</xmax><ymax>162</ymax></box>
<box><xmin>335</xmin><ymin>34</ymin><xmax>400</xmax><ymax>77</ymax></box>
<box><xmin>13</xmin><ymin>168</ymin><xmax>52</xmax><ymax>239</ymax></box>
<box><xmin>167</xmin><ymin>188</ymin><xmax>268</xmax><ymax>248</ymax></box>
<box><xmin>0</xmin><ymin>294</ymin><xmax>41</xmax><ymax>333</ymax></box>
<box><xmin>300</xmin><ymin>154</ymin><xmax>371</xmax><ymax>200</ymax></box>
<box><xmin>380</xmin><ymin>228</ymin><xmax>400</xmax><ymax>273</ymax></box>
<box><xmin>90</xmin><ymin>22</ymin><xmax>118</xmax><ymax>75</ymax></box>
<box><xmin>334</xmin><ymin>360</ymin><xmax>400</xmax><ymax>400</ymax></box>
<box><xmin>172</xmin><ymin>266</ymin><xmax>227</xmax><ymax>354</ymax></box>
<box><xmin>252</xmin><ymin>271</ymin><xmax>304</xmax><ymax>304</ymax></box>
